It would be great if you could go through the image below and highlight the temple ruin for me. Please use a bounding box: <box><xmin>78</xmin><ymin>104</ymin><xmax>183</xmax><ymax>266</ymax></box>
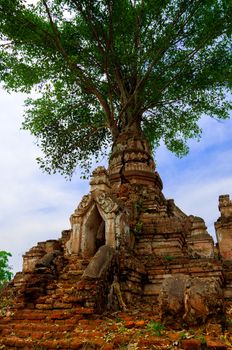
<box><xmin>0</xmin><ymin>135</ymin><xmax>232</xmax><ymax>349</ymax></box>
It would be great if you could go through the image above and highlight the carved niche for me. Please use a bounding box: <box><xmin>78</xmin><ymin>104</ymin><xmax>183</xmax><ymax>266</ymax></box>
<box><xmin>65</xmin><ymin>167</ymin><xmax>131</xmax><ymax>257</ymax></box>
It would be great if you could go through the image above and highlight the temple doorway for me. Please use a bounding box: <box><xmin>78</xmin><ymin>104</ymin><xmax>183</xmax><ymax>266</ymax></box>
<box><xmin>84</xmin><ymin>205</ymin><xmax>106</xmax><ymax>257</ymax></box>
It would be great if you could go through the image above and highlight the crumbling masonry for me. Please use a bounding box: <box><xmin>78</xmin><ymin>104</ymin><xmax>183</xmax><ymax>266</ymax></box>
<box><xmin>0</xmin><ymin>134</ymin><xmax>232</xmax><ymax>348</ymax></box>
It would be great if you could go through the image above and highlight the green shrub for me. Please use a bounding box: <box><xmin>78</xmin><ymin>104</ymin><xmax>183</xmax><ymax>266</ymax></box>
<box><xmin>146</xmin><ymin>321</ymin><xmax>165</xmax><ymax>336</ymax></box>
<box><xmin>0</xmin><ymin>251</ymin><xmax>13</xmax><ymax>289</ymax></box>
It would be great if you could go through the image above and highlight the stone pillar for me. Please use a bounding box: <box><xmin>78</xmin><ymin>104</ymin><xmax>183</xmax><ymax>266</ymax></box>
<box><xmin>69</xmin><ymin>215</ymin><xmax>82</xmax><ymax>254</ymax></box>
<box><xmin>215</xmin><ymin>195</ymin><xmax>232</xmax><ymax>260</ymax></box>
<box><xmin>105</xmin><ymin>215</ymin><xmax>116</xmax><ymax>248</ymax></box>
<box><xmin>90</xmin><ymin>167</ymin><xmax>111</xmax><ymax>192</ymax></box>
<box><xmin>65</xmin><ymin>194</ymin><xmax>93</xmax><ymax>255</ymax></box>
<box><xmin>187</xmin><ymin>216</ymin><xmax>214</xmax><ymax>258</ymax></box>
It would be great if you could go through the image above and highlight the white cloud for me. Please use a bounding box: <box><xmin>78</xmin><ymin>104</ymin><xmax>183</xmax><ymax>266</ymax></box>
<box><xmin>0</xmin><ymin>89</ymin><xmax>88</xmax><ymax>273</ymax></box>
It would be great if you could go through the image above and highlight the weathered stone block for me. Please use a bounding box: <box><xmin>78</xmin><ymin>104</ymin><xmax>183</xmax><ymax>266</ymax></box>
<box><xmin>159</xmin><ymin>275</ymin><xmax>224</xmax><ymax>325</ymax></box>
<box><xmin>82</xmin><ymin>245</ymin><xmax>115</xmax><ymax>279</ymax></box>
<box><xmin>144</xmin><ymin>283</ymin><xmax>160</xmax><ymax>295</ymax></box>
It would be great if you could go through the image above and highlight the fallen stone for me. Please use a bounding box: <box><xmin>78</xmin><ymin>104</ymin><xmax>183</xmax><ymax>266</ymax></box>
<box><xmin>82</xmin><ymin>245</ymin><xmax>116</xmax><ymax>279</ymax></box>
<box><xmin>159</xmin><ymin>275</ymin><xmax>224</xmax><ymax>325</ymax></box>
<box><xmin>183</xmin><ymin>277</ymin><xmax>224</xmax><ymax>325</ymax></box>
<box><xmin>159</xmin><ymin>274</ymin><xmax>188</xmax><ymax>323</ymax></box>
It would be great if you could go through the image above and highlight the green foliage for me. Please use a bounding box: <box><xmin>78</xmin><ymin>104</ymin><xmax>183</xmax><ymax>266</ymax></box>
<box><xmin>133</xmin><ymin>222</ymin><xmax>143</xmax><ymax>236</ymax></box>
<box><xmin>179</xmin><ymin>331</ymin><xmax>187</xmax><ymax>340</ymax></box>
<box><xmin>146</xmin><ymin>320</ymin><xmax>165</xmax><ymax>336</ymax></box>
<box><xmin>134</xmin><ymin>199</ymin><xmax>144</xmax><ymax>215</ymax></box>
<box><xmin>0</xmin><ymin>251</ymin><xmax>13</xmax><ymax>288</ymax></box>
<box><xmin>0</xmin><ymin>0</ymin><xmax>232</xmax><ymax>177</ymax></box>
<box><xmin>198</xmin><ymin>334</ymin><xmax>207</xmax><ymax>345</ymax></box>
<box><xmin>164</xmin><ymin>255</ymin><xmax>174</xmax><ymax>261</ymax></box>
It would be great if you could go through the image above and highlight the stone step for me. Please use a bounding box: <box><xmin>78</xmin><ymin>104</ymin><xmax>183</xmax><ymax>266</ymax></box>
<box><xmin>0</xmin><ymin>306</ymin><xmax>96</xmax><ymax>348</ymax></box>
<box><xmin>1</xmin><ymin>310</ymin><xmax>230</xmax><ymax>350</ymax></box>
<box><xmin>148</xmin><ymin>270</ymin><xmax>223</xmax><ymax>280</ymax></box>
<box><xmin>144</xmin><ymin>257</ymin><xmax>222</xmax><ymax>267</ymax></box>
<box><xmin>1</xmin><ymin>335</ymin><xmax>106</xmax><ymax>349</ymax></box>
<box><xmin>1</xmin><ymin>321</ymin><xmax>75</xmax><ymax>333</ymax></box>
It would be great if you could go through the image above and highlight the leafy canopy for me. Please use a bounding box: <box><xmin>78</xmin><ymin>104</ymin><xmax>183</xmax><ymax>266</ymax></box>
<box><xmin>0</xmin><ymin>0</ymin><xmax>231</xmax><ymax>177</ymax></box>
<box><xmin>0</xmin><ymin>251</ymin><xmax>13</xmax><ymax>288</ymax></box>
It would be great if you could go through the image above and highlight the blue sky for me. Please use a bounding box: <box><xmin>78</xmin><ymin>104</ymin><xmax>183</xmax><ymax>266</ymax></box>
<box><xmin>0</xmin><ymin>86</ymin><xmax>232</xmax><ymax>274</ymax></box>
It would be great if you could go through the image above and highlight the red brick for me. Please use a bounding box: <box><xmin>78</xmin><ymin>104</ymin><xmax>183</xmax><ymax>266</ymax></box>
<box><xmin>109</xmin><ymin>324</ymin><xmax>118</xmax><ymax>331</ymax></box>
<box><xmin>168</xmin><ymin>332</ymin><xmax>180</xmax><ymax>342</ymax></box>
<box><xmin>138</xmin><ymin>335</ymin><xmax>169</xmax><ymax>347</ymax></box>
<box><xmin>206</xmin><ymin>338</ymin><xmax>227</xmax><ymax>349</ymax></box>
<box><xmin>103</xmin><ymin>344</ymin><xmax>113</xmax><ymax>350</ymax></box>
<box><xmin>181</xmin><ymin>339</ymin><xmax>202</xmax><ymax>350</ymax></box>
<box><xmin>32</xmin><ymin>332</ymin><xmax>44</xmax><ymax>340</ymax></box>
<box><xmin>75</xmin><ymin>307</ymin><xmax>94</xmax><ymax>314</ymax></box>
<box><xmin>113</xmin><ymin>335</ymin><xmax>130</xmax><ymax>346</ymax></box>
<box><xmin>48</xmin><ymin>311</ymin><xmax>67</xmax><ymax>319</ymax></box>
<box><xmin>134</xmin><ymin>320</ymin><xmax>146</xmax><ymax>328</ymax></box>
<box><xmin>124</xmin><ymin>320</ymin><xmax>135</xmax><ymax>328</ymax></box>
<box><xmin>78</xmin><ymin>319</ymin><xmax>90</xmax><ymax>324</ymax></box>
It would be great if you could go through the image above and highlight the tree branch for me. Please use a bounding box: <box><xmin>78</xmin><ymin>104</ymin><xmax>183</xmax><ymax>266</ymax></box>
<box><xmin>116</xmin><ymin>1</ymin><xmax>197</xmax><ymax>122</ymax></box>
<box><xmin>71</xmin><ymin>0</ymin><xmax>106</xmax><ymax>54</ymax></box>
<box><xmin>64</xmin><ymin>0</ymin><xmax>119</xmax><ymax>139</ymax></box>
<box><xmin>143</xmin><ymin>33</ymin><xmax>218</xmax><ymax>112</ymax></box>
<box><xmin>42</xmin><ymin>0</ymin><xmax>68</xmax><ymax>59</ymax></box>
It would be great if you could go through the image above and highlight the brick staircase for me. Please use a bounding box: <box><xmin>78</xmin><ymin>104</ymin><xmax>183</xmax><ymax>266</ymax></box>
<box><xmin>0</xmin><ymin>240</ymin><xmax>120</xmax><ymax>350</ymax></box>
<box><xmin>0</xmin><ymin>254</ymin><xmax>100</xmax><ymax>349</ymax></box>
<box><xmin>0</xmin><ymin>309</ymin><xmax>82</xmax><ymax>349</ymax></box>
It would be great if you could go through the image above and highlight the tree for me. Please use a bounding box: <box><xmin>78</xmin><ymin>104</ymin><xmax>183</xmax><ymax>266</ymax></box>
<box><xmin>0</xmin><ymin>251</ymin><xmax>13</xmax><ymax>289</ymax></box>
<box><xmin>0</xmin><ymin>0</ymin><xmax>231</xmax><ymax>178</ymax></box>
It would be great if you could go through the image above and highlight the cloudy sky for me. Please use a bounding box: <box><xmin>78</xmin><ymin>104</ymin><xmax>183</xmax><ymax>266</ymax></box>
<box><xmin>0</xmin><ymin>86</ymin><xmax>232</xmax><ymax>274</ymax></box>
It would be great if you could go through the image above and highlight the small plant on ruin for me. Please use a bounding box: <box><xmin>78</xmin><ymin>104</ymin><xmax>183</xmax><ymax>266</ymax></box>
<box><xmin>134</xmin><ymin>200</ymin><xmax>144</xmax><ymax>215</ymax></box>
<box><xmin>134</xmin><ymin>222</ymin><xmax>143</xmax><ymax>236</ymax></box>
<box><xmin>164</xmin><ymin>255</ymin><xmax>174</xmax><ymax>262</ymax></box>
<box><xmin>104</xmin><ymin>331</ymin><xmax>115</xmax><ymax>343</ymax></box>
<box><xmin>115</xmin><ymin>316</ymin><xmax>122</xmax><ymax>323</ymax></box>
<box><xmin>37</xmin><ymin>346</ymin><xmax>46</xmax><ymax>350</ymax></box>
<box><xmin>118</xmin><ymin>325</ymin><xmax>131</xmax><ymax>335</ymax></box>
<box><xmin>179</xmin><ymin>331</ymin><xmax>187</xmax><ymax>340</ymax></box>
<box><xmin>220</xmin><ymin>334</ymin><xmax>232</xmax><ymax>347</ymax></box>
<box><xmin>118</xmin><ymin>344</ymin><xmax>128</xmax><ymax>350</ymax></box>
<box><xmin>146</xmin><ymin>321</ymin><xmax>165</xmax><ymax>336</ymax></box>
<box><xmin>198</xmin><ymin>334</ymin><xmax>206</xmax><ymax>345</ymax></box>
